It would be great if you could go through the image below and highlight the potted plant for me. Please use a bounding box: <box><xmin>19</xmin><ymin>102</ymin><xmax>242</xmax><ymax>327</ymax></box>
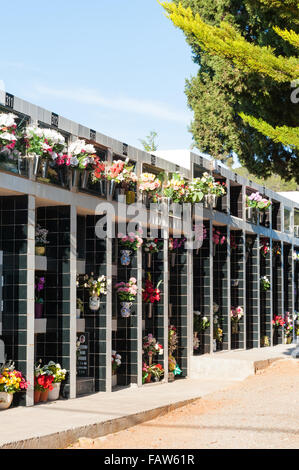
<box><xmin>231</xmin><ymin>306</ymin><xmax>244</xmax><ymax>335</ymax></box>
<box><xmin>42</xmin><ymin>361</ymin><xmax>66</xmax><ymax>401</ymax></box>
<box><xmin>83</xmin><ymin>273</ymin><xmax>108</xmax><ymax>311</ymax></box>
<box><xmin>0</xmin><ymin>361</ymin><xmax>29</xmax><ymax>410</ymax></box>
<box><xmin>112</xmin><ymin>351</ymin><xmax>121</xmax><ymax>386</ymax></box>
<box><xmin>114</xmin><ymin>278</ymin><xmax>138</xmax><ymax>318</ymax></box>
<box><xmin>35</xmin><ymin>276</ymin><xmax>45</xmax><ymax>318</ymax></box>
<box><xmin>142</xmin><ymin>273</ymin><xmax>162</xmax><ymax>318</ymax></box>
<box><xmin>35</xmin><ymin>225</ymin><xmax>49</xmax><ymax>256</ymax></box>
<box><xmin>34</xmin><ymin>361</ymin><xmax>54</xmax><ymax>403</ymax></box>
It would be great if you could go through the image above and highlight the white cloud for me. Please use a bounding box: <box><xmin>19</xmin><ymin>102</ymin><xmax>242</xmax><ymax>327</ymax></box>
<box><xmin>34</xmin><ymin>84</ymin><xmax>191</xmax><ymax>124</ymax></box>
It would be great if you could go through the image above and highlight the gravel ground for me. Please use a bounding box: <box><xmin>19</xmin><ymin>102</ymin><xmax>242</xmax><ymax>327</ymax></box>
<box><xmin>69</xmin><ymin>359</ymin><xmax>299</xmax><ymax>449</ymax></box>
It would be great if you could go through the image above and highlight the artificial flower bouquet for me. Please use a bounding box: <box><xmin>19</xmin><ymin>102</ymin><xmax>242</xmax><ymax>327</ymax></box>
<box><xmin>150</xmin><ymin>363</ymin><xmax>164</xmax><ymax>381</ymax></box>
<box><xmin>168</xmin><ymin>236</ymin><xmax>186</xmax><ymax>251</ymax></box>
<box><xmin>213</xmin><ymin>315</ymin><xmax>223</xmax><ymax>343</ymax></box>
<box><xmin>142</xmin><ymin>273</ymin><xmax>162</xmax><ymax>304</ymax></box>
<box><xmin>199</xmin><ymin>172</ymin><xmax>226</xmax><ymax>198</ymax></box>
<box><xmin>0</xmin><ymin>361</ymin><xmax>29</xmax><ymax>394</ymax></box>
<box><xmin>144</xmin><ymin>238</ymin><xmax>163</xmax><ymax>253</ymax></box>
<box><xmin>272</xmin><ymin>315</ymin><xmax>285</xmax><ymax>328</ymax></box>
<box><xmin>114</xmin><ymin>277</ymin><xmax>138</xmax><ymax>302</ymax></box>
<box><xmin>83</xmin><ymin>273</ymin><xmax>108</xmax><ymax>297</ymax></box>
<box><xmin>35</xmin><ymin>225</ymin><xmax>49</xmax><ymax>247</ymax></box>
<box><xmin>284</xmin><ymin>314</ymin><xmax>293</xmax><ymax>339</ymax></box>
<box><xmin>212</xmin><ymin>228</ymin><xmax>226</xmax><ymax>245</ymax></box>
<box><xmin>112</xmin><ymin>351</ymin><xmax>122</xmax><ymax>374</ymax></box>
<box><xmin>142</xmin><ymin>333</ymin><xmax>164</xmax><ymax>358</ymax></box>
<box><xmin>25</xmin><ymin>125</ymin><xmax>66</xmax><ymax>159</ymax></box>
<box><xmin>34</xmin><ymin>361</ymin><xmax>54</xmax><ymax>392</ymax></box>
<box><xmin>246</xmin><ymin>192</ymin><xmax>272</xmax><ymax>211</ymax></box>
<box><xmin>66</xmin><ymin>139</ymin><xmax>98</xmax><ymax>170</ymax></box>
<box><xmin>193</xmin><ymin>311</ymin><xmax>210</xmax><ymax>333</ymax></box>
<box><xmin>272</xmin><ymin>244</ymin><xmax>281</xmax><ymax>256</ymax></box>
<box><xmin>118</xmin><ymin>228</ymin><xmax>143</xmax><ymax>251</ymax></box>
<box><xmin>105</xmin><ymin>158</ymin><xmax>137</xmax><ymax>186</ymax></box>
<box><xmin>139</xmin><ymin>173</ymin><xmax>162</xmax><ymax>196</ymax></box>
<box><xmin>168</xmin><ymin>325</ymin><xmax>178</xmax><ymax>354</ymax></box>
<box><xmin>42</xmin><ymin>361</ymin><xmax>66</xmax><ymax>383</ymax></box>
<box><xmin>0</xmin><ymin>113</ymin><xmax>18</xmax><ymax>153</ymax></box>
<box><xmin>260</xmin><ymin>241</ymin><xmax>270</xmax><ymax>257</ymax></box>
<box><xmin>163</xmin><ymin>172</ymin><xmax>187</xmax><ymax>203</ymax></box>
<box><xmin>230</xmin><ymin>306</ymin><xmax>244</xmax><ymax>323</ymax></box>
<box><xmin>260</xmin><ymin>275</ymin><xmax>270</xmax><ymax>291</ymax></box>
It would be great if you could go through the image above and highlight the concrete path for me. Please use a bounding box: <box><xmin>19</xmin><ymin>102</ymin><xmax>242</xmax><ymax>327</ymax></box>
<box><xmin>0</xmin><ymin>344</ymin><xmax>295</xmax><ymax>449</ymax></box>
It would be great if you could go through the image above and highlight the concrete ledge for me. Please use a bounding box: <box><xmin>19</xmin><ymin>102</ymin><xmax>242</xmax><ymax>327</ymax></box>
<box><xmin>0</xmin><ymin>397</ymin><xmax>199</xmax><ymax>449</ymax></box>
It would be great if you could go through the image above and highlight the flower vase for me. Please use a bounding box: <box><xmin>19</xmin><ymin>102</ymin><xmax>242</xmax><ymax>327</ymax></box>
<box><xmin>287</xmin><ymin>336</ymin><xmax>292</xmax><ymax>344</ymax></box>
<box><xmin>71</xmin><ymin>168</ymin><xmax>80</xmax><ymax>189</ymax></box>
<box><xmin>35</xmin><ymin>303</ymin><xmax>43</xmax><ymax>319</ymax></box>
<box><xmin>148</xmin><ymin>302</ymin><xmax>153</xmax><ymax>319</ymax></box>
<box><xmin>204</xmin><ymin>194</ymin><xmax>217</xmax><ymax>209</ymax></box>
<box><xmin>147</xmin><ymin>252</ymin><xmax>152</xmax><ymax>268</ymax></box>
<box><xmin>58</xmin><ymin>167</ymin><xmax>66</xmax><ymax>187</ymax></box>
<box><xmin>0</xmin><ymin>392</ymin><xmax>13</xmax><ymax>410</ymax></box>
<box><xmin>107</xmin><ymin>180</ymin><xmax>116</xmax><ymax>198</ymax></box>
<box><xmin>112</xmin><ymin>373</ymin><xmax>117</xmax><ymax>387</ymax></box>
<box><xmin>213</xmin><ymin>339</ymin><xmax>217</xmax><ymax>352</ymax></box>
<box><xmin>99</xmin><ymin>179</ymin><xmax>106</xmax><ymax>197</ymax></box>
<box><xmin>48</xmin><ymin>383</ymin><xmax>61</xmax><ymax>401</ymax></box>
<box><xmin>126</xmin><ymin>190</ymin><xmax>135</xmax><ymax>205</ymax></box>
<box><xmin>17</xmin><ymin>156</ymin><xmax>26</xmax><ymax>176</ymax></box>
<box><xmin>89</xmin><ymin>295</ymin><xmax>100</xmax><ymax>311</ymax></box>
<box><xmin>171</xmin><ymin>252</ymin><xmax>176</xmax><ymax>267</ymax></box>
<box><xmin>40</xmin><ymin>390</ymin><xmax>49</xmax><ymax>402</ymax></box>
<box><xmin>33</xmin><ymin>155</ymin><xmax>40</xmax><ymax>176</ymax></box>
<box><xmin>231</xmin><ymin>322</ymin><xmax>239</xmax><ymax>335</ymax></box>
<box><xmin>120</xmin><ymin>250</ymin><xmax>132</xmax><ymax>266</ymax></box>
<box><xmin>76</xmin><ymin>309</ymin><xmax>81</xmax><ymax>319</ymax></box>
<box><xmin>40</xmin><ymin>160</ymin><xmax>49</xmax><ymax>179</ymax></box>
<box><xmin>120</xmin><ymin>301</ymin><xmax>132</xmax><ymax>318</ymax></box>
<box><xmin>35</xmin><ymin>246</ymin><xmax>45</xmax><ymax>256</ymax></box>
<box><xmin>80</xmin><ymin>171</ymin><xmax>90</xmax><ymax>189</ymax></box>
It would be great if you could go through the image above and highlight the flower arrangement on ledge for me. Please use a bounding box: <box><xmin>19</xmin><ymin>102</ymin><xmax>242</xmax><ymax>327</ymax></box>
<box><xmin>0</xmin><ymin>361</ymin><xmax>29</xmax><ymax>410</ymax></box>
<box><xmin>144</xmin><ymin>238</ymin><xmax>163</xmax><ymax>254</ymax></box>
<box><xmin>64</xmin><ymin>139</ymin><xmax>98</xmax><ymax>171</ymax></box>
<box><xmin>139</xmin><ymin>173</ymin><xmax>161</xmax><ymax>196</ymax></box>
<box><xmin>212</xmin><ymin>228</ymin><xmax>226</xmax><ymax>246</ymax></box>
<box><xmin>272</xmin><ymin>244</ymin><xmax>281</xmax><ymax>256</ymax></box>
<box><xmin>168</xmin><ymin>325</ymin><xmax>182</xmax><ymax>380</ymax></box>
<box><xmin>163</xmin><ymin>172</ymin><xmax>187</xmax><ymax>203</ymax></box>
<box><xmin>34</xmin><ymin>360</ymin><xmax>66</xmax><ymax>404</ymax></box>
<box><xmin>260</xmin><ymin>275</ymin><xmax>270</xmax><ymax>291</ymax></box>
<box><xmin>142</xmin><ymin>334</ymin><xmax>164</xmax><ymax>383</ymax></box>
<box><xmin>246</xmin><ymin>192</ymin><xmax>272</xmax><ymax>211</ymax></box>
<box><xmin>213</xmin><ymin>315</ymin><xmax>223</xmax><ymax>345</ymax></box>
<box><xmin>83</xmin><ymin>273</ymin><xmax>108</xmax><ymax>311</ymax></box>
<box><xmin>25</xmin><ymin>125</ymin><xmax>66</xmax><ymax>159</ymax></box>
<box><xmin>118</xmin><ymin>229</ymin><xmax>144</xmax><ymax>251</ymax></box>
<box><xmin>143</xmin><ymin>273</ymin><xmax>162</xmax><ymax>304</ymax></box>
<box><xmin>0</xmin><ymin>113</ymin><xmax>18</xmax><ymax>153</ymax></box>
<box><xmin>284</xmin><ymin>314</ymin><xmax>293</xmax><ymax>343</ymax></box>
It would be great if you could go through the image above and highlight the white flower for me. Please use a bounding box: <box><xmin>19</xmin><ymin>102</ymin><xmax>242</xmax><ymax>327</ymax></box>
<box><xmin>0</xmin><ymin>113</ymin><xmax>17</xmax><ymax>127</ymax></box>
<box><xmin>0</xmin><ymin>132</ymin><xmax>16</xmax><ymax>142</ymax></box>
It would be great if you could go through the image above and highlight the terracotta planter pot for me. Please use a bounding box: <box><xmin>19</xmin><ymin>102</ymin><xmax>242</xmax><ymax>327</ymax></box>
<box><xmin>0</xmin><ymin>392</ymin><xmax>13</xmax><ymax>410</ymax></box>
<box><xmin>34</xmin><ymin>390</ymin><xmax>41</xmax><ymax>404</ymax></box>
<box><xmin>40</xmin><ymin>390</ymin><xmax>49</xmax><ymax>402</ymax></box>
<box><xmin>35</xmin><ymin>246</ymin><xmax>45</xmax><ymax>256</ymax></box>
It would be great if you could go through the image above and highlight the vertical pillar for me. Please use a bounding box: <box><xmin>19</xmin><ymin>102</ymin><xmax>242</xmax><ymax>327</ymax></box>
<box><xmin>69</xmin><ymin>205</ymin><xmax>77</xmax><ymax>398</ymax></box>
<box><xmin>231</xmin><ymin>230</ymin><xmax>245</xmax><ymax>350</ymax></box>
<box><xmin>26</xmin><ymin>195</ymin><xmax>35</xmax><ymax>406</ymax></box>
<box><xmin>163</xmin><ymin>225</ymin><xmax>169</xmax><ymax>382</ymax></box>
<box><xmin>209</xmin><ymin>220</ymin><xmax>214</xmax><ymax>353</ymax></box>
<box><xmin>106</xmin><ymin>235</ymin><xmax>112</xmax><ymax>393</ymax></box>
<box><xmin>246</xmin><ymin>235</ymin><xmax>260</xmax><ymax>349</ymax></box>
<box><xmin>137</xmin><ymin>244</ymin><xmax>142</xmax><ymax>387</ymax></box>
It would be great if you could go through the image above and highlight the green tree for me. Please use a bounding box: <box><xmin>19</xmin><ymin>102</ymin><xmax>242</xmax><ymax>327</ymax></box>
<box><xmin>139</xmin><ymin>131</ymin><xmax>159</xmax><ymax>152</ymax></box>
<box><xmin>159</xmin><ymin>0</ymin><xmax>299</xmax><ymax>182</ymax></box>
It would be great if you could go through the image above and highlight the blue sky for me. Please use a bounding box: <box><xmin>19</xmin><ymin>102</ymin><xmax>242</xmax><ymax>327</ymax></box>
<box><xmin>0</xmin><ymin>0</ymin><xmax>198</xmax><ymax>151</ymax></box>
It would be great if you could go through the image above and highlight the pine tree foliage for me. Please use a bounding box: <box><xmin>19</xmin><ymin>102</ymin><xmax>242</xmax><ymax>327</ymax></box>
<box><xmin>159</xmin><ymin>0</ymin><xmax>299</xmax><ymax>182</ymax></box>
